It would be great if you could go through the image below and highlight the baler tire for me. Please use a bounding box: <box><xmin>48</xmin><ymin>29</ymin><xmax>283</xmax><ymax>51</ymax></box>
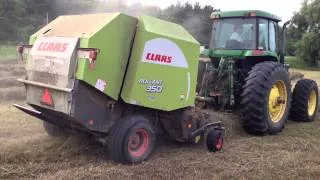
<box><xmin>43</xmin><ymin>121</ymin><xmax>68</xmax><ymax>137</ymax></box>
<box><xmin>290</xmin><ymin>79</ymin><xmax>319</xmax><ymax>122</ymax></box>
<box><xmin>240</xmin><ymin>61</ymin><xmax>291</xmax><ymax>135</ymax></box>
<box><xmin>107</xmin><ymin>115</ymin><xmax>156</xmax><ymax>164</ymax></box>
<box><xmin>206</xmin><ymin>129</ymin><xmax>223</xmax><ymax>152</ymax></box>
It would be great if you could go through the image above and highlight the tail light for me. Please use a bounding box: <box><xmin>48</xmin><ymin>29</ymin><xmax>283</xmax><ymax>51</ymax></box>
<box><xmin>77</xmin><ymin>48</ymin><xmax>100</xmax><ymax>69</ymax></box>
<box><xmin>89</xmin><ymin>50</ymin><xmax>98</xmax><ymax>61</ymax></box>
<box><xmin>17</xmin><ymin>44</ymin><xmax>32</xmax><ymax>61</ymax></box>
<box><xmin>252</xmin><ymin>50</ymin><xmax>264</xmax><ymax>56</ymax></box>
<box><xmin>17</xmin><ymin>45</ymin><xmax>24</xmax><ymax>54</ymax></box>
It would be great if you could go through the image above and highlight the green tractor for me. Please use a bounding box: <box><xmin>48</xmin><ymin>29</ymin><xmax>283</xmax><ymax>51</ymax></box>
<box><xmin>197</xmin><ymin>10</ymin><xmax>319</xmax><ymax>134</ymax></box>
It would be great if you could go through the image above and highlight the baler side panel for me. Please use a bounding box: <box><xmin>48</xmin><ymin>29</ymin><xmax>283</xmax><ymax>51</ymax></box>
<box><xmin>121</xmin><ymin>16</ymin><xmax>200</xmax><ymax>111</ymax></box>
<box><xmin>75</xmin><ymin>14</ymin><xmax>138</xmax><ymax>100</ymax></box>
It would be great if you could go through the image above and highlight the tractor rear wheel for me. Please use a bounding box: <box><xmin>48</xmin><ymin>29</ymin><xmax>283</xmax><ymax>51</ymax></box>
<box><xmin>107</xmin><ymin>115</ymin><xmax>156</xmax><ymax>164</ymax></box>
<box><xmin>240</xmin><ymin>61</ymin><xmax>291</xmax><ymax>135</ymax></box>
<box><xmin>290</xmin><ymin>79</ymin><xmax>319</xmax><ymax>122</ymax></box>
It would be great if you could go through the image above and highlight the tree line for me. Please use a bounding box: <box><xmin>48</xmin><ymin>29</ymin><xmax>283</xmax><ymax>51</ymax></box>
<box><xmin>0</xmin><ymin>0</ymin><xmax>217</xmax><ymax>46</ymax></box>
<box><xmin>286</xmin><ymin>0</ymin><xmax>320</xmax><ymax>66</ymax></box>
<box><xmin>0</xmin><ymin>0</ymin><xmax>319</xmax><ymax>66</ymax></box>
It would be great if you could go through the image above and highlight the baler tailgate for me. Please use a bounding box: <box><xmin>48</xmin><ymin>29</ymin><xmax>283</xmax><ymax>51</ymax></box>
<box><xmin>24</xmin><ymin>36</ymin><xmax>79</xmax><ymax>113</ymax></box>
<box><xmin>27</xmin><ymin>36</ymin><xmax>78</xmax><ymax>88</ymax></box>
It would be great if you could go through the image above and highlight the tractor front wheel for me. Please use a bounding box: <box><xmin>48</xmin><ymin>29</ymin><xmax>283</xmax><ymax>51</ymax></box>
<box><xmin>290</xmin><ymin>79</ymin><xmax>319</xmax><ymax>122</ymax></box>
<box><xmin>241</xmin><ymin>61</ymin><xmax>291</xmax><ymax>135</ymax></box>
<box><xmin>107</xmin><ymin>115</ymin><xmax>156</xmax><ymax>164</ymax></box>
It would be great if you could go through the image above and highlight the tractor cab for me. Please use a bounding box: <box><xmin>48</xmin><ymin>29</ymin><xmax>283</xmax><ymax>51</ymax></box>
<box><xmin>207</xmin><ymin>10</ymin><xmax>283</xmax><ymax>62</ymax></box>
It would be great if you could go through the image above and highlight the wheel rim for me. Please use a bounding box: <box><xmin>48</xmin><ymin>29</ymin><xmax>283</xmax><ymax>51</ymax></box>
<box><xmin>128</xmin><ymin>129</ymin><xmax>149</xmax><ymax>158</ymax></box>
<box><xmin>215</xmin><ymin>135</ymin><xmax>223</xmax><ymax>150</ymax></box>
<box><xmin>268</xmin><ymin>80</ymin><xmax>287</xmax><ymax>123</ymax></box>
<box><xmin>308</xmin><ymin>90</ymin><xmax>317</xmax><ymax>116</ymax></box>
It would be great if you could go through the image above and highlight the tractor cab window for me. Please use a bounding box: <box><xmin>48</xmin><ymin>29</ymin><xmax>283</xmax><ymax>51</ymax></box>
<box><xmin>258</xmin><ymin>19</ymin><xmax>268</xmax><ymax>50</ymax></box>
<box><xmin>211</xmin><ymin>18</ymin><xmax>256</xmax><ymax>50</ymax></box>
<box><xmin>269</xmin><ymin>21</ymin><xmax>277</xmax><ymax>52</ymax></box>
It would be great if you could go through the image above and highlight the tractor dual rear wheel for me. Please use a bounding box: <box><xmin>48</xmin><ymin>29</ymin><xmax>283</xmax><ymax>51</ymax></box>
<box><xmin>107</xmin><ymin>115</ymin><xmax>156</xmax><ymax>164</ymax></box>
<box><xmin>241</xmin><ymin>61</ymin><xmax>291</xmax><ymax>135</ymax></box>
<box><xmin>290</xmin><ymin>79</ymin><xmax>319</xmax><ymax>122</ymax></box>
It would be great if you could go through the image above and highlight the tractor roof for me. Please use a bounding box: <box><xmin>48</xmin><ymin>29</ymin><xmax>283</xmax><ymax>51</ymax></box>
<box><xmin>211</xmin><ymin>10</ymin><xmax>282</xmax><ymax>22</ymax></box>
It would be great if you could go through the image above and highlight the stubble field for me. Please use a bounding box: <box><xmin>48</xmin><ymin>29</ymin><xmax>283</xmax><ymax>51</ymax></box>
<box><xmin>0</xmin><ymin>59</ymin><xmax>320</xmax><ymax>179</ymax></box>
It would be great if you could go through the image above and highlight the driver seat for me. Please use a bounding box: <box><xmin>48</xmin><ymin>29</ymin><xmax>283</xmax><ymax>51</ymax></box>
<box><xmin>225</xmin><ymin>40</ymin><xmax>241</xmax><ymax>49</ymax></box>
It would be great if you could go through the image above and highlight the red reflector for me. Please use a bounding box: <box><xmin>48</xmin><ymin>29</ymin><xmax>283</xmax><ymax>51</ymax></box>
<box><xmin>17</xmin><ymin>46</ymin><xmax>23</xmax><ymax>54</ymax></box>
<box><xmin>89</xmin><ymin>50</ymin><xmax>98</xmax><ymax>61</ymax></box>
<box><xmin>252</xmin><ymin>50</ymin><xmax>264</xmax><ymax>56</ymax></box>
<box><xmin>41</xmin><ymin>88</ymin><xmax>54</xmax><ymax>106</ymax></box>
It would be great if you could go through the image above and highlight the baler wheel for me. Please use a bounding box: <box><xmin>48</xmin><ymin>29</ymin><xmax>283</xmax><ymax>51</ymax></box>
<box><xmin>206</xmin><ymin>129</ymin><xmax>223</xmax><ymax>152</ymax></box>
<box><xmin>290</xmin><ymin>79</ymin><xmax>319</xmax><ymax>122</ymax></box>
<box><xmin>107</xmin><ymin>115</ymin><xmax>155</xmax><ymax>164</ymax></box>
<box><xmin>240</xmin><ymin>61</ymin><xmax>291</xmax><ymax>135</ymax></box>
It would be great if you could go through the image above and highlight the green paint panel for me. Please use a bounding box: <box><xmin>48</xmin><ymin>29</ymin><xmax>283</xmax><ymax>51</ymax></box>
<box><xmin>212</xmin><ymin>10</ymin><xmax>282</xmax><ymax>22</ymax></box>
<box><xmin>121</xmin><ymin>16</ymin><xmax>200</xmax><ymax>111</ymax></box>
<box><xmin>75</xmin><ymin>14</ymin><xmax>137</xmax><ymax>100</ymax></box>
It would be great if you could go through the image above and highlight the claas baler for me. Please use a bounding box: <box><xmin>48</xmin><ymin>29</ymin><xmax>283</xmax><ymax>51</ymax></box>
<box><xmin>15</xmin><ymin>13</ymin><xmax>224</xmax><ymax>164</ymax></box>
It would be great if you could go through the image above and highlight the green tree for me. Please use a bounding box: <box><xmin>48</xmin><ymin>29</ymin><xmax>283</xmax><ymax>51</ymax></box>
<box><xmin>0</xmin><ymin>0</ymin><xmax>97</xmax><ymax>42</ymax></box>
<box><xmin>285</xmin><ymin>15</ymin><xmax>304</xmax><ymax>56</ymax></box>
<box><xmin>0</xmin><ymin>0</ymin><xmax>26</xmax><ymax>42</ymax></box>
<box><xmin>157</xmin><ymin>2</ymin><xmax>218</xmax><ymax>46</ymax></box>
<box><xmin>294</xmin><ymin>0</ymin><xmax>320</xmax><ymax>66</ymax></box>
<box><xmin>0</xmin><ymin>0</ymin><xmax>216</xmax><ymax>45</ymax></box>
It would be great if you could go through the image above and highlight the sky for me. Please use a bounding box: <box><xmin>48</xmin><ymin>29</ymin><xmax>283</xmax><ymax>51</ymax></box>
<box><xmin>126</xmin><ymin>0</ymin><xmax>303</xmax><ymax>22</ymax></box>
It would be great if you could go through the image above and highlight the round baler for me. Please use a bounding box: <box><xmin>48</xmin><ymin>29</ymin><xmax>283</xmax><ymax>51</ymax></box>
<box><xmin>14</xmin><ymin>13</ymin><xmax>224</xmax><ymax>164</ymax></box>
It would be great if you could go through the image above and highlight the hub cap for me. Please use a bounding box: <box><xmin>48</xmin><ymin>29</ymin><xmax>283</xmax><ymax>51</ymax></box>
<box><xmin>308</xmin><ymin>90</ymin><xmax>317</xmax><ymax>116</ymax></box>
<box><xmin>128</xmin><ymin>129</ymin><xmax>149</xmax><ymax>157</ymax></box>
<box><xmin>268</xmin><ymin>81</ymin><xmax>287</xmax><ymax>123</ymax></box>
<box><xmin>215</xmin><ymin>135</ymin><xmax>223</xmax><ymax>150</ymax></box>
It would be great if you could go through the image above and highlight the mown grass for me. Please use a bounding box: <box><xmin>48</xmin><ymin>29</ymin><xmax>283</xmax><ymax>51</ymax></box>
<box><xmin>0</xmin><ymin>45</ymin><xmax>19</xmax><ymax>61</ymax></box>
<box><xmin>285</xmin><ymin>56</ymin><xmax>320</xmax><ymax>70</ymax></box>
<box><xmin>291</xmin><ymin>68</ymin><xmax>320</xmax><ymax>87</ymax></box>
<box><xmin>1</xmin><ymin>104</ymin><xmax>320</xmax><ymax>179</ymax></box>
<box><xmin>1</xmin><ymin>60</ymin><xmax>320</xmax><ymax>179</ymax></box>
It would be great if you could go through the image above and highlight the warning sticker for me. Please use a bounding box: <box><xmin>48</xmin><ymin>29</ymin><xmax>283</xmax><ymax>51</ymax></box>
<box><xmin>95</xmin><ymin>79</ymin><xmax>107</xmax><ymax>92</ymax></box>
